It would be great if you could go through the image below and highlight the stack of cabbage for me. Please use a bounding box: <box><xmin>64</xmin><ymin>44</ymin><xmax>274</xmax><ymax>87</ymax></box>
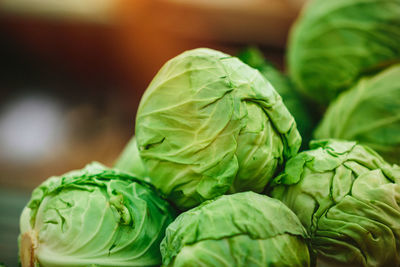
<box><xmin>282</xmin><ymin>0</ymin><xmax>400</xmax><ymax>265</ymax></box>
<box><xmin>19</xmin><ymin>0</ymin><xmax>400</xmax><ymax>266</ymax></box>
<box><xmin>288</xmin><ymin>0</ymin><xmax>400</xmax><ymax>164</ymax></box>
<box><xmin>19</xmin><ymin>48</ymin><xmax>312</xmax><ymax>267</ymax></box>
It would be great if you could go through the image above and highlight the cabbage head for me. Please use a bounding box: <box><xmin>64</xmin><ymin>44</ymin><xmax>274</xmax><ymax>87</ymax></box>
<box><xmin>135</xmin><ymin>48</ymin><xmax>301</xmax><ymax>210</ymax></box>
<box><xmin>19</xmin><ymin>162</ymin><xmax>175</xmax><ymax>267</ymax></box>
<box><xmin>288</xmin><ymin>0</ymin><xmax>400</xmax><ymax>104</ymax></box>
<box><xmin>270</xmin><ymin>139</ymin><xmax>400</xmax><ymax>266</ymax></box>
<box><xmin>114</xmin><ymin>136</ymin><xmax>149</xmax><ymax>180</ymax></box>
<box><xmin>238</xmin><ymin>47</ymin><xmax>315</xmax><ymax>148</ymax></box>
<box><xmin>161</xmin><ymin>191</ymin><xmax>311</xmax><ymax>267</ymax></box>
<box><xmin>314</xmin><ymin>64</ymin><xmax>400</xmax><ymax>164</ymax></box>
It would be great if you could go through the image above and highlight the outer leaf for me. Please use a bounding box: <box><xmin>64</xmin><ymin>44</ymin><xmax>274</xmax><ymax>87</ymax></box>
<box><xmin>271</xmin><ymin>139</ymin><xmax>400</xmax><ymax>266</ymax></box>
<box><xmin>288</xmin><ymin>0</ymin><xmax>400</xmax><ymax>104</ymax></box>
<box><xmin>136</xmin><ymin>48</ymin><xmax>301</xmax><ymax>210</ymax></box>
<box><xmin>314</xmin><ymin>64</ymin><xmax>400</xmax><ymax>164</ymax></box>
<box><xmin>19</xmin><ymin>162</ymin><xmax>175</xmax><ymax>267</ymax></box>
<box><xmin>161</xmin><ymin>192</ymin><xmax>311</xmax><ymax>267</ymax></box>
<box><xmin>237</xmin><ymin>47</ymin><xmax>315</xmax><ymax>149</ymax></box>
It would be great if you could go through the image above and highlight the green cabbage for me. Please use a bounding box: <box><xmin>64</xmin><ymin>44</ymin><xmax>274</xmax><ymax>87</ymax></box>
<box><xmin>19</xmin><ymin>162</ymin><xmax>175</xmax><ymax>267</ymax></box>
<box><xmin>114</xmin><ymin>136</ymin><xmax>149</xmax><ymax>180</ymax></box>
<box><xmin>288</xmin><ymin>0</ymin><xmax>400</xmax><ymax>104</ymax></box>
<box><xmin>237</xmin><ymin>47</ymin><xmax>315</xmax><ymax>148</ymax></box>
<box><xmin>314</xmin><ymin>64</ymin><xmax>400</xmax><ymax>164</ymax></box>
<box><xmin>135</xmin><ymin>48</ymin><xmax>301</xmax><ymax>210</ymax></box>
<box><xmin>271</xmin><ymin>139</ymin><xmax>400</xmax><ymax>266</ymax></box>
<box><xmin>161</xmin><ymin>192</ymin><xmax>311</xmax><ymax>267</ymax></box>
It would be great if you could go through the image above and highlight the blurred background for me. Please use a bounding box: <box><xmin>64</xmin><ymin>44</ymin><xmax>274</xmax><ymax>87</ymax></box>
<box><xmin>0</xmin><ymin>0</ymin><xmax>305</xmax><ymax>265</ymax></box>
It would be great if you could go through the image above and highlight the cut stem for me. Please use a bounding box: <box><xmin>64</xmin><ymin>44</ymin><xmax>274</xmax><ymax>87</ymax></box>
<box><xmin>20</xmin><ymin>231</ymin><xmax>38</xmax><ymax>267</ymax></box>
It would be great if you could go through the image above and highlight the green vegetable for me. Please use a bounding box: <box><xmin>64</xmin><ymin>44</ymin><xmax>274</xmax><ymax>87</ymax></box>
<box><xmin>237</xmin><ymin>47</ymin><xmax>315</xmax><ymax>148</ymax></box>
<box><xmin>270</xmin><ymin>139</ymin><xmax>400</xmax><ymax>266</ymax></box>
<box><xmin>161</xmin><ymin>191</ymin><xmax>311</xmax><ymax>267</ymax></box>
<box><xmin>314</xmin><ymin>64</ymin><xmax>400</xmax><ymax>164</ymax></box>
<box><xmin>288</xmin><ymin>0</ymin><xmax>400</xmax><ymax>104</ymax></box>
<box><xmin>135</xmin><ymin>48</ymin><xmax>301</xmax><ymax>210</ymax></box>
<box><xmin>114</xmin><ymin>136</ymin><xmax>149</xmax><ymax>180</ymax></box>
<box><xmin>19</xmin><ymin>162</ymin><xmax>175</xmax><ymax>267</ymax></box>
